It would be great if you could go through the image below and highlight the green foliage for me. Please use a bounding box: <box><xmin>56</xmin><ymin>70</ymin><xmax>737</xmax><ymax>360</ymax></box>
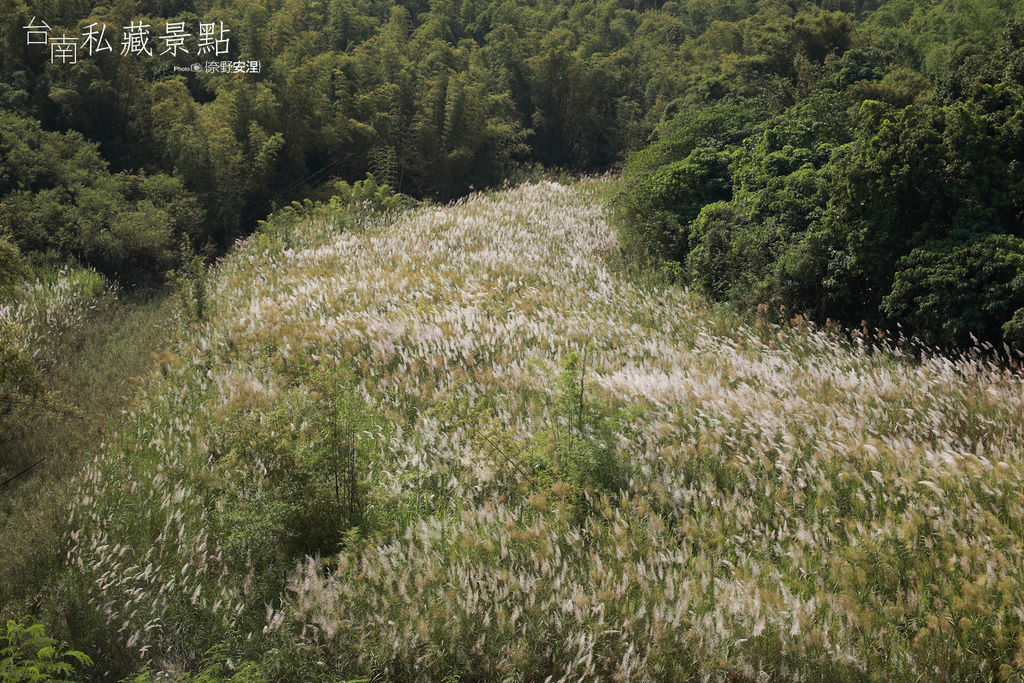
<box><xmin>0</xmin><ymin>110</ymin><xmax>205</xmax><ymax>285</ymax></box>
<box><xmin>551</xmin><ymin>348</ymin><xmax>630</xmax><ymax>511</ymax></box>
<box><xmin>616</xmin><ymin>104</ymin><xmax>763</xmax><ymax>260</ymax></box>
<box><xmin>636</xmin><ymin>148</ymin><xmax>734</xmax><ymax>261</ymax></box>
<box><xmin>308</xmin><ymin>366</ymin><xmax>383</xmax><ymax>532</ymax></box>
<box><xmin>502</xmin><ymin>347</ymin><xmax>635</xmax><ymax>520</ymax></box>
<box><xmin>208</xmin><ymin>363</ymin><xmax>388</xmax><ymax>599</ymax></box>
<box><xmin>166</xmin><ymin>239</ymin><xmax>210</xmax><ymax>324</ymax></box>
<box><xmin>0</xmin><ymin>231</ymin><xmax>27</xmax><ymax>300</ymax></box>
<box><xmin>883</xmin><ymin>234</ymin><xmax>1024</xmax><ymax>348</ymax></box>
<box><xmin>622</xmin><ymin>11</ymin><xmax>1024</xmax><ymax>350</ymax></box>
<box><xmin>1004</xmin><ymin>306</ymin><xmax>1024</xmax><ymax>348</ymax></box>
<box><xmin>0</xmin><ymin>319</ymin><xmax>43</xmax><ymax>414</ymax></box>
<box><xmin>256</xmin><ymin>174</ymin><xmax>417</xmax><ymax>235</ymax></box>
<box><xmin>327</xmin><ymin>175</ymin><xmax>418</xmax><ymax>213</ymax></box>
<box><xmin>0</xmin><ymin>237</ymin><xmax>41</xmax><ymax>414</ymax></box>
<box><xmin>0</xmin><ymin>617</ymin><xmax>92</xmax><ymax>682</ymax></box>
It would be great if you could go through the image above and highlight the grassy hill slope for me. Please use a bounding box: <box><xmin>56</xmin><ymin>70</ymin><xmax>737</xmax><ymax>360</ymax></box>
<box><xmin>65</xmin><ymin>180</ymin><xmax>1024</xmax><ymax>680</ymax></box>
<box><xmin>1</xmin><ymin>273</ymin><xmax>174</xmax><ymax>640</ymax></box>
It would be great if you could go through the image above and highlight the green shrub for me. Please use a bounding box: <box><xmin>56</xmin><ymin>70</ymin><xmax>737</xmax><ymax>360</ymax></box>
<box><xmin>617</xmin><ymin>104</ymin><xmax>763</xmax><ymax>261</ymax></box>
<box><xmin>0</xmin><ymin>111</ymin><xmax>203</xmax><ymax>285</ymax></box>
<box><xmin>634</xmin><ymin>148</ymin><xmax>733</xmax><ymax>261</ymax></box>
<box><xmin>882</xmin><ymin>234</ymin><xmax>1024</xmax><ymax>348</ymax></box>
<box><xmin>0</xmin><ymin>234</ymin><xmax>37</xmax><ymax>414</ymax></box>
<box><xmin>256</xmin><ymin>175</ymin><xmax>417</xmax><ymax>237</ymax></box>
<box><xmin>210</xmin><ymin>366</ymin><xmax>387</xmax><ymax>581</ymax></box>
<box><xmin>0</xmin><ymin>231</ymin><xmax>26</xmax><ymax>299</ymax></box>
<box><xmin>547</xmin><ymin>348</ymin><xmax>631</xmax><ymax>517</ymax></box>
<box><xmin>0</xmin><ymin>320</ymin><xmax>43</xmax><ymax>416</ymax></box>
<box><xmin>166</xmin><ymin>239</ymin><xmax>210</xmax><ymax>324</ymax></box>
<box><xmin>0</xmin><ymin>617</ymin><xmax>92</xmax><ymax>682</ymax></box>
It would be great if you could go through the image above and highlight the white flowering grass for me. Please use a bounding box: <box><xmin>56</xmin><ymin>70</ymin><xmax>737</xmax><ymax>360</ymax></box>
<box><xmin>67</xmin><ymin>180</ymin><xmax>1024</xmax><ymax>680</ymax></box>
<box><xmin>1</xmin><ymin>266</ymin><xmax>180</xmax><ymax>650</ymax></box>
<box><xmin>0</xmin><ymin>266</ymin><xmax>106</xmax><ymax>364</ymax></box>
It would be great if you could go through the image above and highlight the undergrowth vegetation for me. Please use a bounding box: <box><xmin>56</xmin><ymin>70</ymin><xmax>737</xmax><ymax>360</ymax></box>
<box><xmin>0</xmin><ymin>617</ymin><xmax>93</xmax><ymax>681</ymax></box>
<box><xmin>0</xmin><ymin>267</ymin><xmax>176</xmax><ymax>666</ymax></box>
<box><xmin>52</xmin><ymin>180</ymin><xmax>1024</xmax><ymax>680</ymax></box>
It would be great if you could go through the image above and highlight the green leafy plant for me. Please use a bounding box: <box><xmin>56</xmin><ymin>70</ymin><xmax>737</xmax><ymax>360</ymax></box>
<box><xmin>256</xmin><ymin>175</ymin><xmax>418</xmax><ymax>237</ymax></box>
<box><xmin>549</xmin><ymin>345</ymin><xmax>630</xmax><ymax>516</ymax></box>
<box><xmin>0</xmin><ymin>320</ymin><xmax>43</xmax><ymax>417</ymax></box>
<box><xmin>0</xmin><ymin>617</ymin><xmax>92</xmax><ymax>682</ymax></box>
<box><xmin>166</xmin><ymin>238</ymin><xmax>210</xmax><ymax>324</ymax></box>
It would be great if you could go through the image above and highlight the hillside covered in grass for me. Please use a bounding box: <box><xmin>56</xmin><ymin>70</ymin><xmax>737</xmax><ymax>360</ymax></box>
<box><xmin>40</xmin><ymin>179</ymin><xmax>1023</xmax><ymax>679</ymax></box>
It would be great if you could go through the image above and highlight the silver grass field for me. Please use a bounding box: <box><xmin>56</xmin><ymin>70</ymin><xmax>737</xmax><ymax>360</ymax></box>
<box><xmin>60</xmin><ymin>179</ymin><xmax>1024</xmax><ymax>680</ymax></box>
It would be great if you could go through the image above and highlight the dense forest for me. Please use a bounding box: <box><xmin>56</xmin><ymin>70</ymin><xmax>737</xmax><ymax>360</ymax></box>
<box><xmin>2</xmin><ymin>0</ymin><xmax>1023</xmax><ymax>343</ymax></box>
<box><xmin>618</xmin><ymin>10</ymin><xmax>1024</xmax><ymax>351</ymax></box>
<box><xmin>1</xmin><ymin>0</ymin><xmax>662</xmax><ymax>276</ymax></box>
<box><xmin>2</xmin><ymin>0</ymin><xmax>1024</xmax><ymax>677</ymax></box>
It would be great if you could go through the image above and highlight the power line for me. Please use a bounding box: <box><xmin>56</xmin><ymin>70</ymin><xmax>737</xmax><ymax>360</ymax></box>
<box><xmin>0</xmin><ymin>457</ymin><xmax>45</xmax><ymax>491</ymax></box>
